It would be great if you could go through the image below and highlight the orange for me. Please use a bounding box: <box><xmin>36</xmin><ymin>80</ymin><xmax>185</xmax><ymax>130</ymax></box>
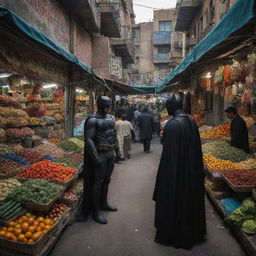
<box><xmin>20</xmin><ymin>216</ymin><xmax>28</xmax><ymax>222</ymax></box>
<box><xmin>32</xmin><ymin>232</ymin><xmax>41</xmax><ymax>241</ymax></box>
<box><xmin>2</xmin><ymin>227</ymin><xmax>7</xmax><ymax>231</ymax></box>
<box><xmin>14</xmin><ymin>228</ymin><xmax>22</xmax><ymax>236</ymax></box>
<box><xmin>0</xmin><ymin>231</ymin><xmax>6</xmax><ymax>237</ymax></box>
<box><xmin>37</xmin><ymin>217</ymin><xmax>44</xmax><ymax>223</ymax></box>
<box><xmin>7</xmin><ymin>221</ymin><xmax>15</xmax><ymax>227</ymax></box>
<box><xmin>44</xmin><ymin>219</ymin><xmax>52</xmax><ymax>225</ymax></box>
<box><xmin>28</xmin><ymin>238</ymin><xmax>34</xmax><ymax>244</ymax></box>
<box><xmin>5</xmin><ymin>232</ymin><xmax>12</xmax><ymax>239</ymax></box>
<box><xmin>39</xmin><ymin>223</ymin><xmax>45</xmax><ymax>230</ymax></box>
<box><xmin>7</xmin><ymin>227</ymin><xmax>14</xmax><ymax>233</ymax></box>
<box><xmin>21</xmin><ymin>222</ymin><xmax>29</xmax><ymax>233</ymax></box>
<box><xmin>25</xmin><ymin>232</ymin><xmax>32</xmax><ymax>239</ymax></box>
<box><xmin>36</xmin><ymin>227</ymin><xmax>42</xmax><ymax>232</ymax></box>
<box><xmin>27</xmin><ymin>217</ymin><xmax>34</xmax><ymax>225</ymax></box>
<box><xmin>33</xmin><ymin>221</ymin><xmax>39</xmax><ymax>227</ymax></box>
<box><xmin>11</xmin><ymin>235</ymin><xmax>18</xmax><ymax>241</ymax></box>
<box><xmin>15</xmin><ymin>224</ymin><xmax>21</xmax><ymax>229</ymax></box>
<box><xmin>28</xmin><ymin>226</ymin><xmax>35</xmax><ymax>233</ymax></box>
<box><xmin>45</xmin><ymin>225</ymin><xmax>52</xmax><ymax>230</ymax></box>
<box><xmin>42</xmin><ymin>230</ymin><xmax>47</xmax><ymax>234</ymax></box>
<box><xmin>18</xmin><ymin>234</ymin><xmax>26</xmax><ymax>242</ymax></box>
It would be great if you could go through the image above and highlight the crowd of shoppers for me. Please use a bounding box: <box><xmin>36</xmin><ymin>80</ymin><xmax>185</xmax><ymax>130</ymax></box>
<box><xmin>115</xmin><ymin>102</ymin><xmax>160</xmax><ymax>159</ymax></box>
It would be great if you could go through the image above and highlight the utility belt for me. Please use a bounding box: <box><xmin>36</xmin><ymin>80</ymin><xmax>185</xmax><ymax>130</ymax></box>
<box><xmin>96</xmin><ymin>143</ymin><xmax>117</xmax><ymax>151</ymax></box>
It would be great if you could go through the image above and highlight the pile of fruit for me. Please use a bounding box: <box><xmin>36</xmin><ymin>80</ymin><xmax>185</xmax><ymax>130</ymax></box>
<box><xmin>0</xmin><ymin>178</ymin><xmax>21</xmax><ymax>201</ymax></box>
<box><xmin>241</xmin><ymin>116</ymin><xmax>254</xmax><ymax>128</ymax></box>
<box><xmin>18</xmin><ymin>160</ymin><xmax>76</xmax><ymax>183</ymax></box>
<box><xmin>45</xmin><ymin>203</ymin><xmax>68</xmax><ymax>221</ymax></box>
<box><xmin>29</xmin><ymin>117</ymin><xmax>41</xmax><ymax>125</ymax></box>
<box><xmin>0</xmin><ymin>159</ymin><xmax>23</xmax><ymax>178</ymax></box>
<box><xmin>0</xmin><ymin>200</ymin><xmax>24</xmax><ymax>222</ymax></box>
<box><xmin>6</xmin><ymin>127</ymin><xmax>34</xmax><ymax>139</ymax></box>
<box><xmin>8</xmin><ymin>179</ymin><xmax>64</xmax><ymax>204</ymax></box>
<box><xmin>63</xmin><ymin>192</ymin><xmax>78</xmax><ymax>201</ymax></box>
<box><xmin>222</xmin><ymin>170</ymin><xmax>256</xmax><ymax>186</ymax></box>
<box><xmin>0</xmin><ymin>95</ymin><xmax>20</xmax><ymax>107</ymax></box>
<box><xmin>200</xmin><ymin>125</ymin><xmax>230</xmax><ymax>139</ymax></box>
<box><xmin>0</xmin><ymin>213</ymin><xmax>55</xmax><ymax>243</ymax></box>
<box><xmin>47</xmin><ymin>138</ymin><xmax>64</xmax><ymax>145</ymax></box>
<box><xmin>203</xmin><ymin>154</ymin><xmax>242</xmax><ymax>171</ymax></box>
<box><xmin>239</xmin><ymin>158</ymin><xmax>256</xmax><ymax>169</ymax></box>
<box><xmin>16</xmin><ymin>149</ymin><xmax>43</xmax><ymax>164</ymax></box>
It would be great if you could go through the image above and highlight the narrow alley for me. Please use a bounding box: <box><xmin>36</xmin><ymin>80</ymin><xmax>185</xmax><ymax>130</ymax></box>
<box><xmin>50</xmin><ymin>139</ymin><xmax>246</xmax><ymax>256</ymax></box>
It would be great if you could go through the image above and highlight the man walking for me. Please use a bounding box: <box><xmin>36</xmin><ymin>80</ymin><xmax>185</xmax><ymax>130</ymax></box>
<box><xmin>122</xmin><ymin>114</ymin><xmax>134</xmax><ymax>159</ymax></box>
<box><xmin>137</xmin><ymin>107</ymin><xmax>154</xmax><ymax>153</ymax></box>
<box><xmin>152</xmin><ymin>105</ymin><xmax>161</xmax><ymax>136</ymax></box>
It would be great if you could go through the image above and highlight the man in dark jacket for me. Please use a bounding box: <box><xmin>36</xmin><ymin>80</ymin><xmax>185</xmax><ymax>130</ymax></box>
<box><xmin>225</xmin><ymin>106</ymin><xmax>250</xmax><ymax>153</ymax></box>
<box><xmin>153</xmin><ymin>94</ymin><xmax>206</xmax><ymax>249</ymax></box>
<box><xmin>137</xmin><ymin>107</ymin><xmax>154</xmax><ymax>153</ymax></box>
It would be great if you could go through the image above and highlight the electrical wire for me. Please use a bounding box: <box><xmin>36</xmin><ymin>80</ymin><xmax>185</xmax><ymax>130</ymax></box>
<box><xmin>133</xmin><ymin>3</ymin><xmax>160</xmax><ymax>10</ymax></box>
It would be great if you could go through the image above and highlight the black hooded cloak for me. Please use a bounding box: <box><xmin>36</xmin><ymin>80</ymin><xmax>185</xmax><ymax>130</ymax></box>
<box><xmin>153</xmin><ymin>109</ymin><xmax>206</xmax><ymax>249</ymax></box>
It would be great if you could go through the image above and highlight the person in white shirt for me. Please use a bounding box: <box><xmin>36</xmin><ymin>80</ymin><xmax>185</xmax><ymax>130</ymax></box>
<box><xmin>121</xmin><ymin>114</ymin><xmax>134</xmax><ymax>159</ymax></box>
<box><xmin>115</xmin><ymin>117</ymin><xmax>125</xmax><ymax>160</ymax></box>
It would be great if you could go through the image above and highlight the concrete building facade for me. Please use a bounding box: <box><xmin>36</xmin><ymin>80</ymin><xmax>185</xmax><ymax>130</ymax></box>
<box><xmin>131</xmin><ymin>9</ymin><xmax>182</xmax><ymax>86</ymax></box>
<box><xmin>175</xmin><ymin>0</ymin><xmax>238</xmax><ymax>53</ymax></box>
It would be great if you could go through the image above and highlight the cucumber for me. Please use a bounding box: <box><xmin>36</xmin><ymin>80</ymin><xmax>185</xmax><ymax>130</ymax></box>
<box><xmin>3</xmin><ymin>207</ymin><xmax>24</xmax><ymax>221</ymax></box>
<box><xmin>0</xmin><ymin>200</ymin><xmax>15</xmax><ymax>212</ymax></box>
<box><xmin>0</xmin><ymin>201</ymin><xmax>19</xmax><ymax>217</ymax></box>
<box><xmin>1</xmin><ymin>203</ymin><xmax>22</xmax><ymax>218</ymax></box>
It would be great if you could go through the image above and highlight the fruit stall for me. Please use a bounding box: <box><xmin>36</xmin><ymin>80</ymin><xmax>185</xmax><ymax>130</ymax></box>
<box><xmin>0</xmin><ymin>136</ymin><xmax>85</xmax><ymax>255</ymax></box>
<box><xmin>202</xmin><ymin>135</ymin><xmax>256</xmax><ymax>255</ymax></box>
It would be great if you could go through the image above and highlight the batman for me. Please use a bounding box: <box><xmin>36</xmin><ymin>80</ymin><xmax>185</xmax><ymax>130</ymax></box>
<box><xmin>153</xmin><ymin>94</ymin><xmax>206</xmax><ymax>249</ymax></box>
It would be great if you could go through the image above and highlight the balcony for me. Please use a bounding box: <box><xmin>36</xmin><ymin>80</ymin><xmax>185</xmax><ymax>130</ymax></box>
<box><xmin>111</xmin><ymin>26</ymin><xmax>135</xmax><ymax>64</ymax></box>
<box><xmin>96</xmin><ymin>0</ymin><xmax>122</xmax><ymax>37</ymax></box>
<box><xmin>57</xmin><ymin>0</ymin><xmax>100</xmax><ymax>32</ymax></box>
<box><xmin>153</xmin><ymin>53</ymin><xmax>172</xmax><ymax>64</ymax></box>
<box><xmin>175</xmin><ymin>0</ymin><xmax>202</xmax><ymax>31</ymax></box>
<box><xmin>153</xmin><ymin>32</ymin><xmax>171</xmax><ymax>45</ymax></box>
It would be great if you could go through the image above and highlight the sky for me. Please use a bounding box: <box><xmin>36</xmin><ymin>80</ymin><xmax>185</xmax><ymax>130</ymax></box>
<box><xmin>134</xmin><ymin>0</ymin><xmax>177</xmax><ymax>23</ymax></box>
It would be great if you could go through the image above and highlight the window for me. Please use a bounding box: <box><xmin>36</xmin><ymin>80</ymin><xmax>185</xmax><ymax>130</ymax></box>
<box><xmin>132</xmin><ymin>29</ymin><xmax>140</xmax><ymax>42</ymax></box>
<box><xmin>159</xmin><ymin>21</ymin><xmax>172</xmax><ymax>32</ymax></box>
<box><xmin>158</xmin><ymin>45</ymin><xmax>170</xmax><ymax>54</ymax></box>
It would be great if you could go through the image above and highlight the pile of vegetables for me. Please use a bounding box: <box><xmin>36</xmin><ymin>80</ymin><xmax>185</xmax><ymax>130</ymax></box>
<box><xmin>33</xmin><ymin>143</ymin><xmax>65</xmax><ymax>158</ymax></box>
<box><xmin>0</xmin><ymin>108</ymin><xmax>29</xmax><ymax>120</ymax></box>
<box><xmin>200</xmin><ymin>125</ymin><xmax>230</xmax><ymax>139</ymax></box>
<box><xmin>68</xmin><ymin>179</ymin><xmax>83</xmax><ymax>195</ymax></box>
<box><xmin>56</xmin><ymin>157</ymin><xmax>80</xmax><ymax>168</ymax></box>
<box><xmin>45</xmin><ymin>203</ymin><xmax>67</xmax><ymax>221</ymax></box>
<box><xmin>0</xmin><ymin>144</ymin><xmax>15</xmax><ymax>154</ymax></box>
<box><xmin>0</xmin><ymin>95</ymin><xmax>20</xmax><ymax>107</ymax></box>
<box><xmin>0</xmin><ymin>201</ymin><xmax>24</xmax><ymax>222</ymax></box>
<box><xmin>18</xmin><ymin>160</ymin><xmax>76</xmax><ymax>183</ymax></box>
<box><xmin>8</xmin><ymin>179</ymin><xmax>64</xmax><ymax>204</ymax></box>
<box><xmin>16</xmin><ymin>149</ymin><xmax>43</xmax><ymax>163</ymax></box>
<box><xmin>63</xmin><ymin>192</ymin><xmax>78</xmax><ymax>201</ymax></box>
<box><xmin>0</xmin><ymin>178</ymin><xmax>21</xmax><ymax>201</ymax></box>
<box><xmin>0</xmin><ymin>213</ymin><xmax>55</xmax><ymax>243</ymax></box>
<box><xmin>213</xmin><ymin>146</ymin><xmax>250</xmax><ymax>163</ymax></box>
<box><xmin>59</xmin><ymin>138</ymin><xmax>84</xmax><ymax>153</ymax></box>
<box><xmin>64</xmin><ymin>153</ymin><xmax>83</xmax><ymax>163</ymax></box>
<box><xmin>47</xmin><ymin>138</ymin><xmax>64</xmax><ymax>145</ymax></box>
<box><xmin>6</xmin><ymin>127</ymin><xmax>35</xmax><ymax>139</ymax></box>
<box><xmin>203</xmin><ymin>154</ymin><xmax>242</xmax><ymax>171</ymax></box>
<box><xmin>222</xmin><ymin>170</ymin><xmax>256</xmax><ymax>186</ymax></box>
<box><xmin>0</xmin><ymin>154</ymin><xmax>28</xmax><ymax>165</ymax></box>
<box><xmin>0</xmin><ymin>159</ymin><xmax>23</xmax><ymax>178</ymax></box>
<box><xmin>239</xmin><ymin>158</ymin><xmax>256</xmax><ymax>169</ymax></box>
<box><xmin>229</xmin><ymin>198</ymin><xmax>256</xmax><ymax>234</ymax></box>
<box><xmin>202</xmin><ymin>140</ymin><xmax>229</xmax><ymax>155</ymax></box>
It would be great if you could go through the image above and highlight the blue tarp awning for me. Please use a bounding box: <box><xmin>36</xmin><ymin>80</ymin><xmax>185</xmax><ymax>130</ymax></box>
<box><xmin>0</xmin><ymin>5</ymin><xmax>93</xmax><ymax>75</ymax></box>
<box><xmin>157</xmin><ymin>0</ymin><xmax>256</xmax><ymax>93</ymax></box>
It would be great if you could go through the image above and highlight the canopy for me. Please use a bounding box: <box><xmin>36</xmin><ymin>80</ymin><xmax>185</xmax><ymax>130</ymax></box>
<box><xmin>0</xmin><ymin>5</ymin><xmax>95</xmax><ymax>76</ymax></box>
<box><xmin>157</xmin><ymin>0</ymin><xmax>256</xmax><ymax>93</ymax></box>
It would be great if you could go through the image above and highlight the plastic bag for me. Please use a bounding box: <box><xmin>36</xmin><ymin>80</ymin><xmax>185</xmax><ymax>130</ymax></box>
<box><xmin>220</xmin><ymin>198</ymin><xmax>242</xmax><ymax>215</ymax></box>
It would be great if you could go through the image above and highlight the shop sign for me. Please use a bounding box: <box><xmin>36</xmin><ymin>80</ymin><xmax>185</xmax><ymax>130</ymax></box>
<box><xmin>0</xmin><ymin>36</ymin><xmax>68</xmax><ymax>83</ymax></box>
<box><xmin>111</xmin><ymin>57</ymin><xmax>122</xmax><ymax>80</ymax></box>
